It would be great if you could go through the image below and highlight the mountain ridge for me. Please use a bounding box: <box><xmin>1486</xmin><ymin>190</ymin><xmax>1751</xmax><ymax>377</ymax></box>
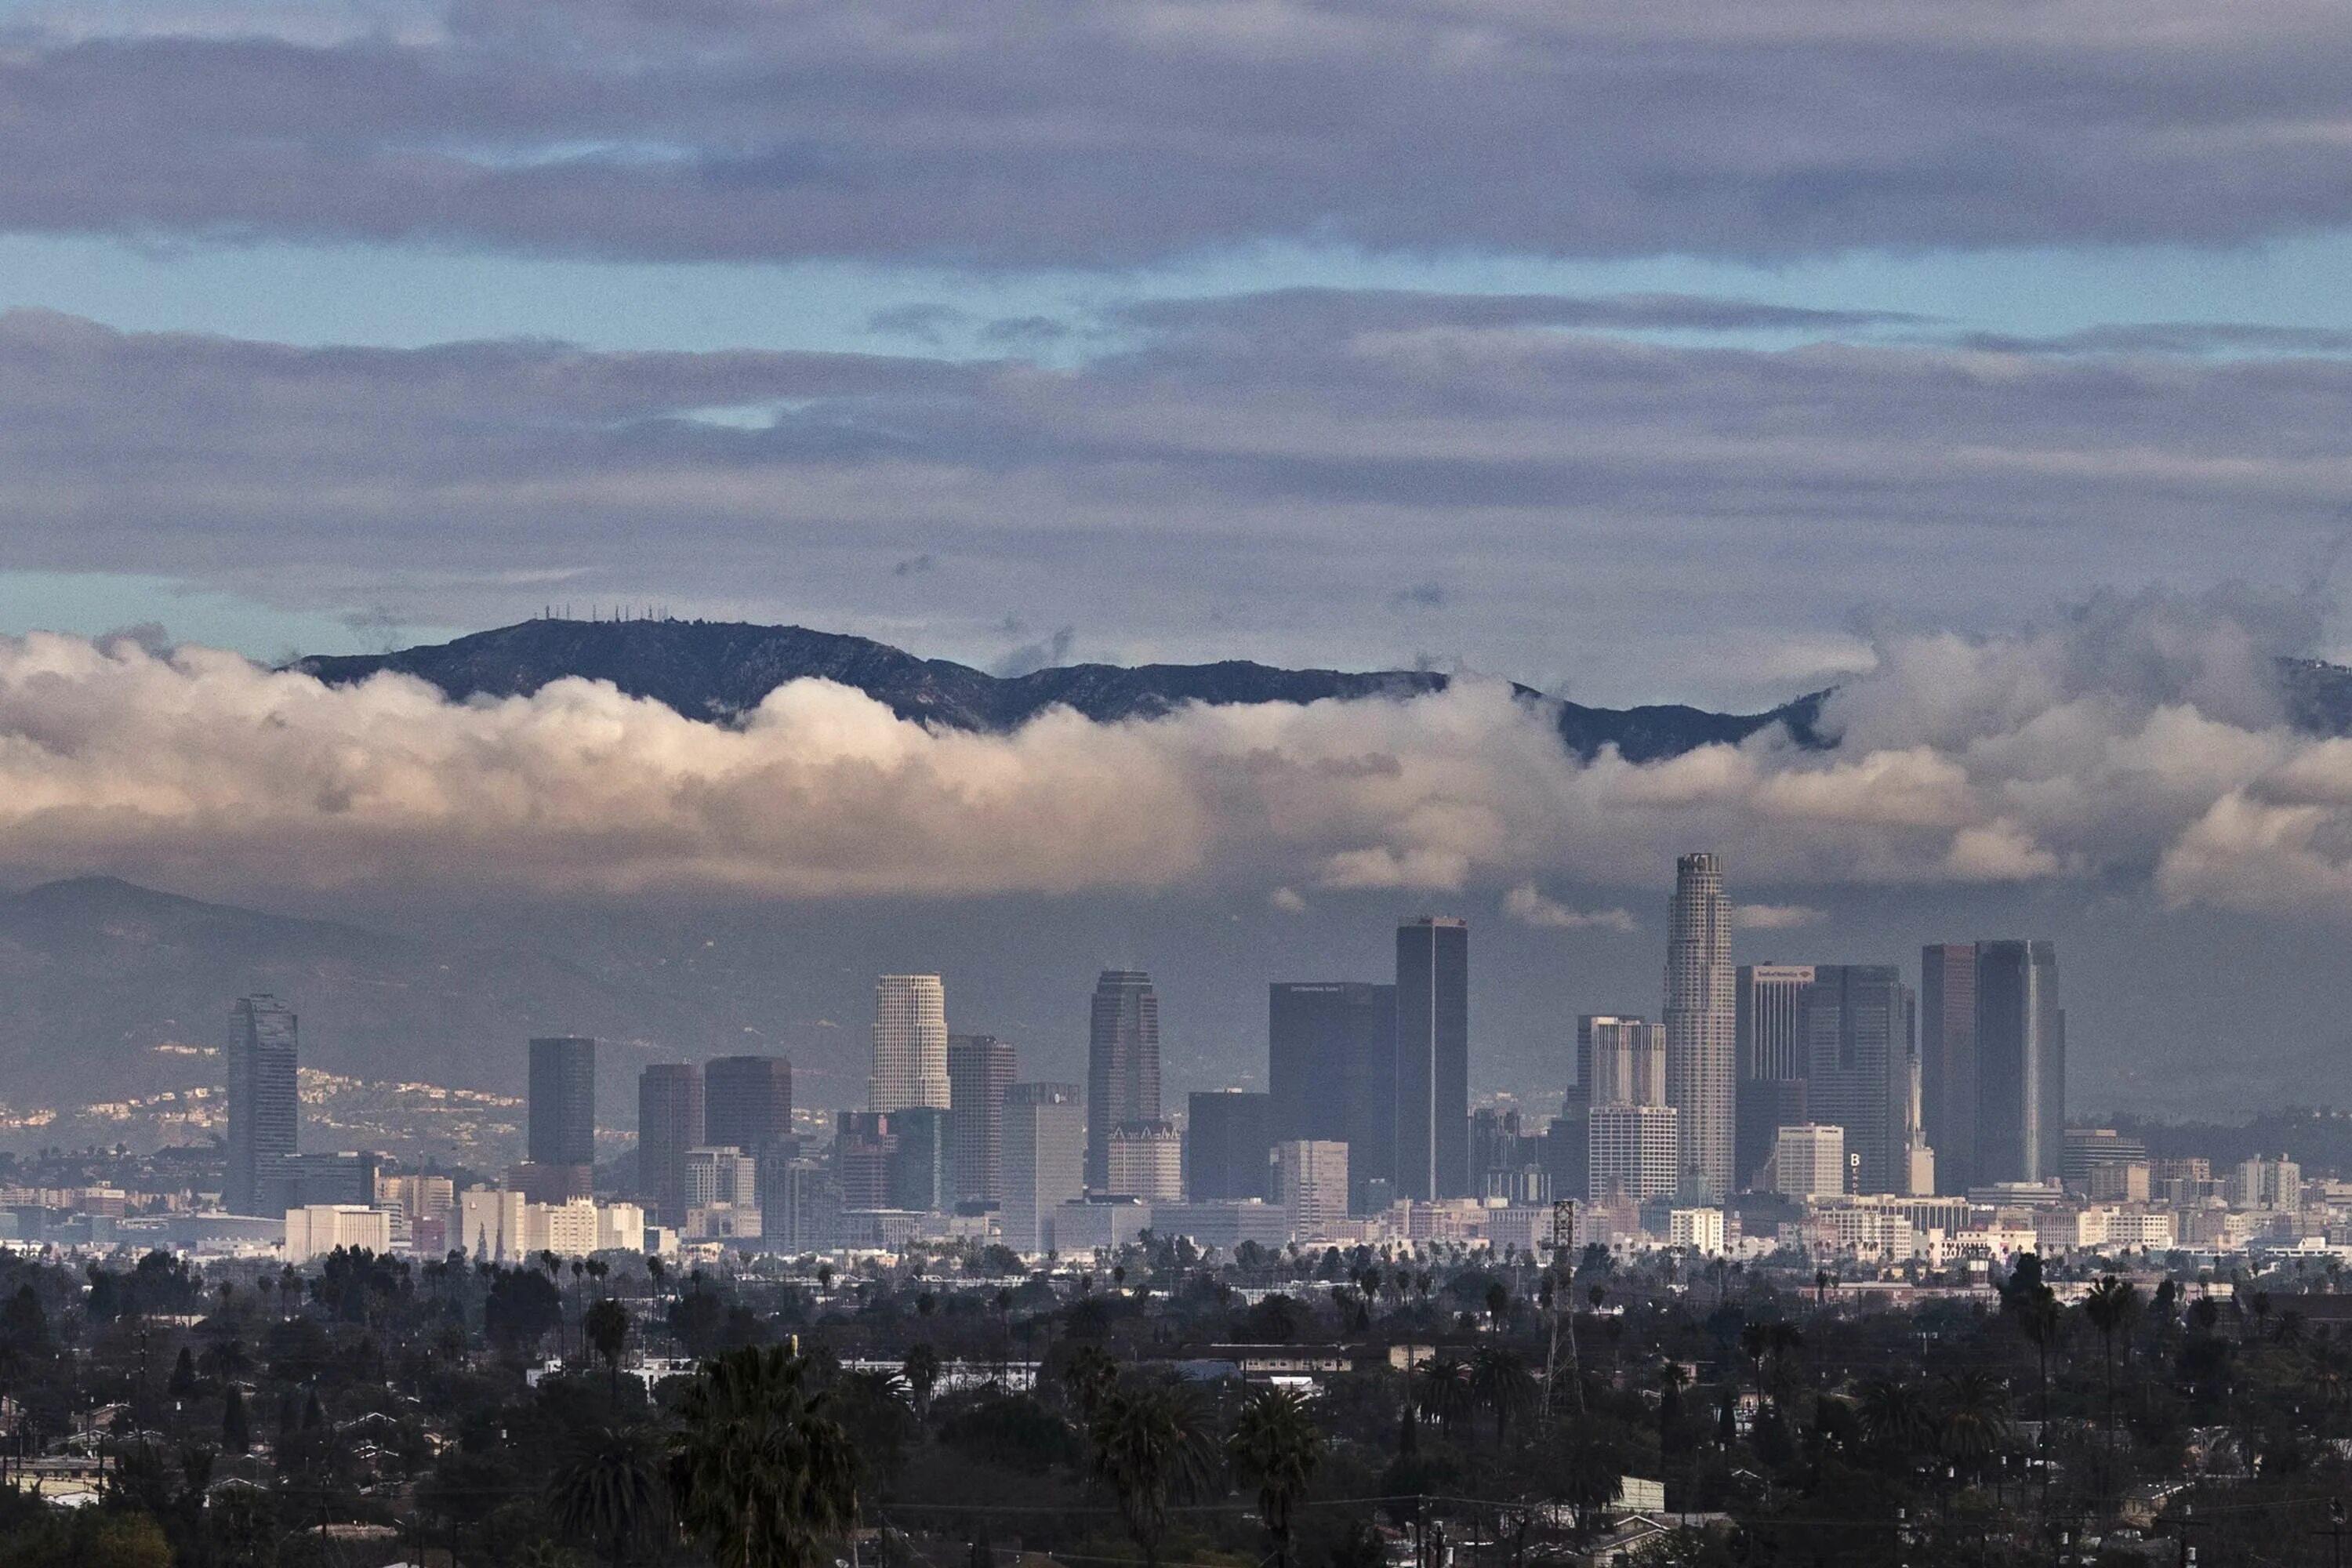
<box><xmin>292</xmin><ymin>617</ymin><xmax>1831</xmax><ymax>763</ymax></box>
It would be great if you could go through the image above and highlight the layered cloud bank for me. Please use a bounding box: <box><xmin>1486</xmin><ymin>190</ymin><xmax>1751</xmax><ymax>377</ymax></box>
<box><xmin>4</xmin><ymin>592</ymin><xmax>2349</xmax><ymax>916</ymax></box>
<box><xmin>8</xmin><ymin>304</ymin><xmax>2352</xmax><ymax>699</ymax></box>
<box><xmin>3</xmin><ymin>1</ymin><xmax>2350</xmax><ymax>262</ymax></box>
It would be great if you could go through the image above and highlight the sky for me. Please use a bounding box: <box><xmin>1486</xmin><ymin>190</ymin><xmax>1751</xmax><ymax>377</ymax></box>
<box><xmin>7</xmin><ymin>0</ymin><xmax>2352</xmax><ymax>1113</ymax></box>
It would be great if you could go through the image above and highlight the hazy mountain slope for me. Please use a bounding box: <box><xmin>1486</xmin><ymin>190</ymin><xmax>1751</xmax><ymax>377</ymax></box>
<box><xmin>0</xmin><ymin>877</ymin><xmax>729</xmax><ymax>1109</ymax></box>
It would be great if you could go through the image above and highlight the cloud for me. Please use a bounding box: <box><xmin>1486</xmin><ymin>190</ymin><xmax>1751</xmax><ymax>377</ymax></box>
<box><xmin>1504</xmin><ymin>884</ymin><xmax>1639</xmax><ymax>932</ymax></box>
<box><xmin>1268</xmin><ymin>886</ymin><xmax>1307</xmax><ymax>913</ymax></box>
<box><xmin>9</xmin><ymin>303</ymin><xmax>2352</xmax><ymax>701</ymax></box>
<box><xmin>866</xmin><ymin>304</ymin><xmax>971</xmax><ymax>345</ymax></box>
<box><xmin>994</xmin><ymin>626</ymin><xmax>1076</xmax><ymax>678</ymax></box>
<box><xmin>3</xmin><ymin>4</ymin><xmax>2351</xmax><ymax>263</ymax></box>
<box><xmin>0</xmin><ymin>588</ymin><xmax>2349</xmax><ymax>914</ymax></box>
<box><xmin>1732</xmin><ymin>902</ymin><xmax>1825</xmax><ymax>930</ymax></box>
<box><xmin>891</xmin><ymin>554</ymin><xmax>936</xmax><ymax>579</ymax></box>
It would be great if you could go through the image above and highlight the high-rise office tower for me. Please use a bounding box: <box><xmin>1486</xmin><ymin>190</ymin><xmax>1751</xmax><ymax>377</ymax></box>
<box><xmin>1664</xmin><ymin>854</ymin><xmax>1735</xmax><ymax>1202</ymax></box>
<box><xmin>1771</xmin><ymin>1124</ymin><xmax>1846</xmax><ymax>1200</ymax></box>
<box><xmin>1736</xmin><ymin>965</ymin><xmax>1814</xmax><ymax>1081</ymax></box>
<box><xmin>1588</xmin><ymin>1103</ymin><xmax>1680</xmax><ymax>1202</ymax></box>
<box><xmin>1395</xmin><ymin>917</ymin><xmax>1469</xmax><ymax>1200</ymax></box>
<box><xmin>947</xmin><ymin>1033</ymin><xmax>1016</xmax><ymax>1204</ymax></box>
<box><xmin>637</xmin><ymin>1063</ymin><xmax>704</xmax><ymax>1225</ymax></box>
<box><xmin>226</xmin><ymin>995</ymin><xmax>300</xmax><ymax>1215</ymax></box>
<box><xmin>1269</xmin><ymin>981</ymin><xmax>1397</xmax><ymax>1204</ymax></box>
<box><xmin>1800</xmin><ymin>965</ymin><xmax>1911</xmax><ymax>1194</ymax></box>
<box><xmin>887</xmin><ymin>1106</ymin><xmax>954</xmax><ymax>1213</ymax></box>
<box><xmin>1976</xmin><ymin>940</ymin><xmax>2063</xmax><ymax>1185</ymax></box>
<box><xmin>1584</xmin><ymin>1018</ymin><xmax>1668</xmax><ymax>1108</ymax></box>
<box><xmin>1105</xmin><ymin>1120</ymin><xmax>1184</xmax><ymax>1200</ymax></box>
<box><xmin>528</xmin><ymin>1037</ymin><xmax>597</xmax><ymax>1167</ymax></box>
<box><xmin>1004</xmin><ymin>1083</ymin><xmax>1085</xmax><ymax>1254</ymax></box>
<box><xmin>684</xmin><ymin>1146</ymin><xmax>757</xmax><ymax>1208</ymax></box>
<box><xmin>870</xmin><ymin>976</ymin><xmax>951</xmax><ymax>1112</ymax></box>
<box><xmin>704</xmin><ymin>1055</ymin><xmax>793</xmax><ymax>1158</ymax></box>
<box><xmin>833</xmin><ymin>1112</ymin><xmax>898</xmax><ymax>1210</ymax></box>
<box><xmin>1085</xmin><ymin>971</ymin><xmax>1160</xmax><ymax>1191</ymax></box>
<box><xmin>1185</xmin><ymin>1090</ymin><xmax>1273</xmax><ymax>1200</ymax></box>
<box><xmin>1733</xmin><ymin>964</ymin><xmax>1815</xmax><ymax>1192</ymax></box>
<box><xmin>1919</xmin><ymin>944</ymin><xmax>1980</xmax><ymax>1194</ymax></box>
<box><xmin>1271</xmin><ymin>1140</ymin><xmax>1350</xmax><ymax>1240</ymax></box>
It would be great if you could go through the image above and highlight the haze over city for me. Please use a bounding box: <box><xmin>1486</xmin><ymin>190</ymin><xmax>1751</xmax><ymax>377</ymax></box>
<box><xmin>6</xmin><ymin>4</ymin><xmax>2352</xmax><ymax>1566</ymax></box>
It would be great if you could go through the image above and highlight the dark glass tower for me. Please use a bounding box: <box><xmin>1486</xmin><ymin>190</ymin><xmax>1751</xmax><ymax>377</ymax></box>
<box><xmin>704</xmin><ymin>1054</ymin><xmax>793</xmax><ymax>1157</ymax></box>
<box><xmin>1801</xmin><ymin>965</ymin><xmax>1912</xmax><ymax>1194</ymax></box>
<box><xmin>887</xmin><ymin>1106</ymin><xmax>954</xmax><ymax>1212</ymax></box>
<box><xmin>528</xmin><ymin>1036</ymin><xmax>598</xmax><ymax>1169</ymax></box>
<box><xmin>1394</xmin><ymin>916</ymin><xmax>1469</xmax><ymax>1200</ymax></box>
<box><xmin>637</xmin><ymin>1063</ymin><xmax>703</xmax><ymax>1225</ymax></box>
<box><xmin>1085</xmin><ymin>971</ymin><xmax>1160</xmax><ymax>1191</ymax></box>
<box><xmin>947</xmin><ymin>1033</ymin><xmax>1016</xmax><ymax>1204</ymax></box>
<box><xmin>1919</xmin><ymin>943</ymin><xmax>1980</xmax><ymax>1193</ymax></box>
<box><xmin>1186</xmin><ymin>1089</ymin><xmax>1273</xmax><ymax>1200</ymax></box>
<box><xmin>1269</xmin><ymin>980</ymin><xmax>1396</xmax><ymax>1207</ymax></box>
<box><xmin>1975</xmin><ymin>940</ymin><xmax>2063</xmax><ymax>1185</ymax></box>
<box><xmin>226</xmin><ymin>995</ymin><xmax>299</xmax><ymax>1215</ymax></box>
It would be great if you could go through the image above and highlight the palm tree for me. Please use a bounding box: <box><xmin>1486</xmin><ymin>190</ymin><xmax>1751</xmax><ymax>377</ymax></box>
<box><xmin>585</xmin><ymin>1298</ymin><xmax>630</xmax><ymax>1400</ymax></box>
<box><xmin>1417</xmin><ymin>1353</ymin><xmax>1475</xmax><ymax>1439</ymax></box>
<box><xmin>1857</xmin><ymin>1376</ymin><xmax>1933</xmax><ymax>1467</ymax></box>
<box><xmin>1936</xmin><ymin>1370</ymin><xmax>2011</xmax><ymax>1486</ymax></box>
<box><xmin>1062</xmin><ymin>1344</ymin><xmax>1119</xmax><ymax>1425</ymax></box>
<box><xmin>2082</xmin><ymin>1276</ymin><xmax>2139</xmax><ymax>1474</ymax></box>
<box><xmin>1554</xmin><ymin>1432</ymin><xmax>1625</xmax><ymax>1539</ymax></box>
<box><xmin>1227</xmin><ymin>1386</ymin><xmax>1323</xmax><ymax>1568</ymax></box>
<box><xmin>1088</xmin><ymin>1384</ymin><xmax>1220</xmax><ymax>1568</ymax></box>
<box><xmin>1469</xmin><ymin>1347</ymin><xmax>1537</xmax><ymax>1443</ymax></box>
<box><xmin>552</xmin><ymin>1425</ymin><xmax>664</xmax><ymax>1568</ymax></box>
<box><xmin>668</xmin><ymin>1346</ymin><xmax>860</xmax><ymax>1568</ymax></box>
<box><xmin>2011</xmin><ymin>1283</ymin><xmax>2060</xmax><ymax>1511</ymax></box>
<box><xmin>902</xmin><ymin>1343</ymin><xmax>943</xmax><ymax>1421</ymax></box>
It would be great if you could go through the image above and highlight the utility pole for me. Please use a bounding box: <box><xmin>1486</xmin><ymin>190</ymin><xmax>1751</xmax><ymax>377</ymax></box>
<box><xmin>2315</xmin><ymin>1499</ymin><xmax>2347</xmax><ymax>1568</ymax></box>
<box><xmin>2159</xmin><ymin>1500</ymin><xmax>2207</xmax><ymax>1568</ymax></box>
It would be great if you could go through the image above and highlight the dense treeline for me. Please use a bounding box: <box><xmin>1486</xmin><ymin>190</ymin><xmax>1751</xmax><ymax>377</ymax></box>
<box><xmin>1</xmin><ymin>1239</ymin><xmax>2350</xmax><ymax>1566</ymax></box>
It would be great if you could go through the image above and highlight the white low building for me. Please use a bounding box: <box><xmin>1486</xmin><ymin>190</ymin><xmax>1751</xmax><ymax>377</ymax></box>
<box><xmin>285</xmin><ymin>1205</ymin><xmax>392</xmax><ymax>1261</ymax></box>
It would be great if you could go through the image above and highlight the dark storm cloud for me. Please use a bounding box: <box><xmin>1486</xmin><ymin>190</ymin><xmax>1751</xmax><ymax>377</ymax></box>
<box><xmin>6</xmin><ymin>296</ymin><xmax>2352</xmax><ymax>693</ymax></box>
<box><xmin>5</xmin><ymin>2</ymin><xmax>2352</xmax><ymax>263</ymax></box>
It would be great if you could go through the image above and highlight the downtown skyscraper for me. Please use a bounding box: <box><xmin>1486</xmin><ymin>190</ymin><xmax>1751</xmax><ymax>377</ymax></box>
<box><xmin>946</xmin><ymin>1033</ymin><xmax>1016</xmax><ymax>1205</ymax></box>
<box><xmin>1085</xmin><ymin>971</ymin><xmax>1160</xmax><ymax>1192</ymax></box>
<box><xmin>528</xmin><ymin>1037</ymin><xmax>598</xmax><ymax>1167</ymax></box>
<box><xmin>1395</xmin><ymin>916</ymin><xmax>1469</xmax><ymax>1200</ymax></box>
<box><xmin>869</xmin><ymin>975</ymin><xmax>951</xmax><ymax>1112</ymax></box>
<box><xmin>1269</xmin><ymin>980</ymin><xmax>1396</xmax><ymax>1207</ymax></box>
<box><xmin>1733</xmin><ymin>964</ymin><xmax>1813</xmax><ymax>1192</ymax></box>
<box><xmin>1976</xmin><ymin>939</ymin><xmax>2064</xmax><ymax>1185</ymax></box>
<box><xmin>1919</xmin><ymin>943</ymin><xmax>1981</xmax><ymax>1192</ymax></box>
<box><xmin>226</xmin><ymin>994</ymin><xmax>299</xmax><ymax>1216</ymax></box>
<box><xmin>1664</xmin><ymin>853</ymin><xmax>1735</xmax><ymax>1202</ymax></box>
<box><xmin>1800</xmin><ymin>964</ymin><xmax>1912</xmax><ymax>1195</ymax></box>
<box><xmin>704</xmin><ymin>1054</ymin><xmax>794</xmax><ymax>1157</ymax></box>
<box><xmin>637</xmin><ymin>1062</ymin><xmax>702</xmax><ymax>1225</ymax></box>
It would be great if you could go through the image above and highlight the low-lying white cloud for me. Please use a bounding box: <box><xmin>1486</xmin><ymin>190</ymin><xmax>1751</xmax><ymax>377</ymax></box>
<box><xmin>3</xmin><ymin>590</ymin><xmax>2351</xmax><ymax>916</ymax></box>
<box><xmin>1731</xmin><ymin>903</ymin><xmax>1827</xmax><ymax>930</ymax></box>
<box><xmin>1503</xmin><ymin>884</ymin><xmax>1639</xmax><ymax>933</ymax></box>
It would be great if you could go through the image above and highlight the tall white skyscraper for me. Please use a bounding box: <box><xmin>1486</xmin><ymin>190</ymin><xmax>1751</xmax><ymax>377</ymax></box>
<box><xmin>869</xmin><ymin>975</ymin><xmax>951</xmax><ymax>1112</ymax></box>
<box><xmin>1664</xmin><ymin>852</ymin><xmax>1735</xmax><ymax>1202</ymax></box>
